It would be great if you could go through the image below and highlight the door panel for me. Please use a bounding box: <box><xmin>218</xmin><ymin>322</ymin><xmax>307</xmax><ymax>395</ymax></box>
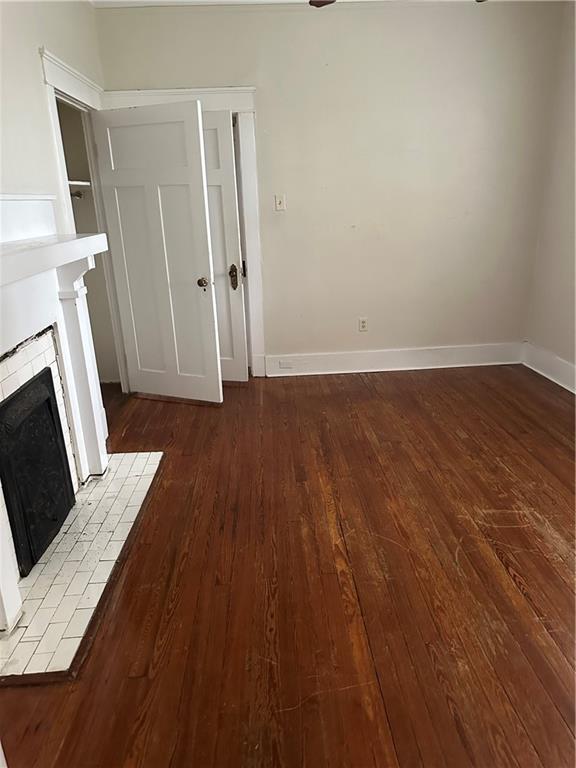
<box><xmin>108</xmin><ymin>122</ymin><xmax>188</xmax><ymax>170</ymax></box>
<box><xmin>203</xmin><ymin>111</ymin><xmax>248</xmax><ymax>382</ymax></box>
<box><xmin>92</xmin><ymin>101</ymin><xmax>223</xmax><ymax>402</ymax></box>
<box><xmin>115</xmin><ymin>186</ymin><xmax>165</xmax><ymax>372</ymax></box>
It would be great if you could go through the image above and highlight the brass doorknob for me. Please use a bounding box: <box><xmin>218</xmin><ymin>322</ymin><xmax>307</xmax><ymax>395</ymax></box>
<box><xmin>197</xmin><ymin>277</ymin><xmax>208</xmax><ymax>288</ymax></box>
<box><xmin>228</xmin><ymin>264</ymin><xmax>238</xmax><ymax>290</ymax></box>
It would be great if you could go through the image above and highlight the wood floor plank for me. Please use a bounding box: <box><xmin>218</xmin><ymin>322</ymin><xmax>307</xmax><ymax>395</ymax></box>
<box><xmin>0</xmin><ymin>366</ymin><xmax>573</xmax><ymax>768</ymax></box>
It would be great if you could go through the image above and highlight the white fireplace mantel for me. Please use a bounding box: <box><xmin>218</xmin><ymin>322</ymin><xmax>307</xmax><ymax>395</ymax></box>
<box><xmin>0</xmin><ymin>231</ymin><xmax>110</xmax><ymax>482</ymax></box>
<box><xmin>0</xmin><ymin>233</ymin><xmax>108</xmax><ymax>287</ymax></box>
<box><xmin>0</xmin><ymin>196</ymin><xmax>111</xmax><ymax>632</ymax></box>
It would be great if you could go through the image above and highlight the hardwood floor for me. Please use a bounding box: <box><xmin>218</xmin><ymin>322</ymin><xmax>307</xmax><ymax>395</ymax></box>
<box><xmin>0</xmin><ymin>365</ymin><xmax>574</xmax><ymax>768</ymax></box>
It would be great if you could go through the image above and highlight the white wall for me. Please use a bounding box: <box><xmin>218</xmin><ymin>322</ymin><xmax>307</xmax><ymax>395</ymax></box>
<box><xmin>1</xmin><ymin>1</ymin><xmax>571</xmax><ymax>379</ymax></box>
<box><xmin>525</xmin><ymin>2</ymin><xmax>575</xmax><ymax>366</ymax></box>
<box><xmin>0</xmin><ymin>1</ymin><xmax>102</xmax><ymax>196</ymax></box>
<box><xmin>96</xmin><ymin>2</ymin><xmax>566</xmax><ymax>357</ymax></box>
<box><xmin>0</xmin><ymin>4</ymin><xmax>120</xmax><ymax>383</ymax></box>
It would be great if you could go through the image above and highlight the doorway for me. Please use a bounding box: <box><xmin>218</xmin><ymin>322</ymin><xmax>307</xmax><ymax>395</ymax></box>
<box><xmin>43</xmin><ymin>48</ymin><xmax>265</xmax><ymax>400</ymax></box>
<box><xmin>55</xmin><ymin>98</ymin><xmax>251</xmax><ymax>402</ymax></box>
<box><xmin>56</xmin><ymin>100</ymin><xmax>120</xmax><ymax>385</ymax></box>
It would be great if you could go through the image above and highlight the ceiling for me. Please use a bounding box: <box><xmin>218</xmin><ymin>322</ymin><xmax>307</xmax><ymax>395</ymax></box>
<box><xmin>92</xmin><ymin>0</ymin><xmax>538</xmax><ymax>7</ymax></box>
<box><xmin>91</xmin><ymin>0</ymin><xmax>495</xmax><ymax>7</ymax></box>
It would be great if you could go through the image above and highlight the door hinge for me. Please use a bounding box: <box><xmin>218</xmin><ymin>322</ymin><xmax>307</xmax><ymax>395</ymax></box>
<box><xmin>232</xmin><ymin>114</ymin><xmax>237</xmax><ymax>128</ymax></box>
<box><xmin>241</xmin><ymin>259</ymin><xmax>247</xmax><ymax>278</ymax></box>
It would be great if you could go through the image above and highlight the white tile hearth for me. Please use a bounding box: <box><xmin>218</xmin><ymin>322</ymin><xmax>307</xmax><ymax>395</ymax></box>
<box><xmin>0</xmin><ymin>451</ymin><xmax>162</xmax><ymax>678</ymax></box>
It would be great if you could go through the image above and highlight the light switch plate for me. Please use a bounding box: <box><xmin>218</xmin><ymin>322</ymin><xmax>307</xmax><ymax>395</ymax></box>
<box><xmin>274</xmin><ymin>194</ymin><xmax>287</xmax><ymax>212</ymax></box>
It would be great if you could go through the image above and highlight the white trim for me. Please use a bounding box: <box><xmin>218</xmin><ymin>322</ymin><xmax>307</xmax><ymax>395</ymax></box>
<box><xmin>82</xmin><ymin>113</ymin><xmax>130</xmax><ymax>392</ymax></box>
<box><xmin>0</xmin><ymin>739</ymin><xmax>7</xmax><ymax>768</ymax></box>
<box><xmin>0</xmin><ymin>234</ymin><xmax>108</xmax><ymax>287</ymax></box>
<box><xmin>522</xmin><ymin>343</ymin><xmax>575</xmax><ymax>393</ymax></box>
<box><xmin>40</xmin><ymin>48</ymin><xmax>102</xmax><ymax>110</ymax></box>
<box><xmin>94</xmin><ymin>0</ymin><xmax>404</xmax><ymax>5</ymax></box>
<box><xmin>236</xmin><ymin>113</ymin><xmax>265</xmax><ymax>376</ymax></box>
<box><xmin>44</xmin><ymin>74</ymin><xmax>263</xmax><ymax>387</ymax></box>
<box><xmin>100</xmin><ymin>89</ymin><xmax>265</xmax><ymax>379</ymax></box>
<box><xmin>101</xmin><ymin>87</ymin><xmax>255</xmax><ymax>113</ymax></box>
<box><xmin>45</xmin><ymin>83</ymin><xmax>77</xmax><ymax>234</ymax></box>
<box><xmin>265</xmin><ymin>343</ymin><xmax>523</xmax><ymax>377</ymax></box>
<box><xmin>0</xmin><ymin>193</ymin><xmax>56</xmax><ymax>201</ymax></box>
<box><xmin>41</xmin><ymin>51</ymin><xmax>129</xmax><ymax>390</ymax></box>
<box><xmin>251</xmin><ymin>354</ymin><xmax>266</xmax><ymax>378</ymax></box>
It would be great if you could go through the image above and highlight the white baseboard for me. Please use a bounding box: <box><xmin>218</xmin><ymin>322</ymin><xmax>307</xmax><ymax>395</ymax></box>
<box><xmin>522</xmin><ymin>343</ymin><xmax>575</xmax><ymax>393</ymax></box>
<box><xmin>265</xmin><ymin>342</ymin><xmax>522</xmax><ymax>378</ymax></box>
<box><xmin>250</xmin><ymin>354</ymin><xmax>266</xmax><ymax>378</ymax></box>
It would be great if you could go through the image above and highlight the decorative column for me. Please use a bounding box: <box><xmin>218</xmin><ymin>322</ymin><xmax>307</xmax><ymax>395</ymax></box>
<box><xmin>57</xmin><ymin>256</ymin><xmax>109</xmax><ymax>480</ymax></box>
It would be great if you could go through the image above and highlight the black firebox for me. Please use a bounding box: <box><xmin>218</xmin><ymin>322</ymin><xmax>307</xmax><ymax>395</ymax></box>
<box><xmin>0</xmin><ymin>367</ymin><xmax>75</xmax><ymax>576</ymax></box>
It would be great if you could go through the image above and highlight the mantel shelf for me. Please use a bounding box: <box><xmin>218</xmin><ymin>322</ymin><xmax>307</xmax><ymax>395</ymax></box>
<box><xmin>0</xmin><ymin>233</ymin><xmax>108</xmax><ymax>287</ymax></box>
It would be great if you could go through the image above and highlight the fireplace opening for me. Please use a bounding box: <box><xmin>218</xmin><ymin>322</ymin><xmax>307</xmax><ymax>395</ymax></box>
<box><xmin>0</xmin><ymin>367</ymin><xmax>75</xmax><ymax>576</ymax></box>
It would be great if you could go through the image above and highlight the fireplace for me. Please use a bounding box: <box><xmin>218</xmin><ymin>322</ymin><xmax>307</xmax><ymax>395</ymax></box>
<box><xmin>0</xmin><ymin>193</ymin><xmax>108</xmax><ymax>631</ymax></box>
<box><xmin>0</xmin><ymin>368</ymin><xmax>75</xmax><ymax>577</ymax></box>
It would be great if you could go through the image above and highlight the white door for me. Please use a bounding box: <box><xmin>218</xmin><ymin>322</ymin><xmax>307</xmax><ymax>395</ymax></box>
<box><xmin>92</xmin><ymin>101</ymin><xmax>223</xmax><ymax>403</ymax></box>
<box><xmin>203</xmin><ymin>112</ymin><xmax>248</xmax><ymax>382</ymax></box>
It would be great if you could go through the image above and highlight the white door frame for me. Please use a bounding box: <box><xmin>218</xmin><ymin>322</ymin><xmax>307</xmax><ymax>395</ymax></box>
<box><xmin>100</xmin><ymin>89</ymin><xmax>265</xmax><ymax>378</ymax></box>
<box><xmin>40</xmin><ymin>49</ymin><xmax>266</xmax><ymax>385</ymax></box>
<box><xmin>41</xmin><ymin>48</ymin><xmax>131</xmax><ymax>392</ymax></box>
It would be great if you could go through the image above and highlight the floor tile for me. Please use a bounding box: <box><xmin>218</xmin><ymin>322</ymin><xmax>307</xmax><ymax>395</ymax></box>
<box><xmin>76</xmin><ymin>583</ymin><xmax>106</xmax><ymax>609</ymax></box>
<box><xmin>36</xmin><ymin>623</ymin><xmax>67</xmax><ymax>654</ymax></box>
<box><xmin>128</xmin><ymin>490</ymin><xmax>147</xmax><ymax>506</ymax></box>
<box><xmin>47</xmin><ymin>637</ymin><xmax>82</xmax><ymax>672</ymax></box>
<box><xmin>121</xmin><ymin>506</ymin><xmax>140</xmax><ymax>524</ymax></box>
<box><xmin>79</xmin><ymin>524</ymin><xmax>101</xmax><ymax>541</ymax></box>
<box><xmin>18</xmin><ymin>564</ymin><xmax>44</xmax><ymax>589</ymax></box>
<box><xmin>3</xmin><ymin>452</ymin><xmax>161</xmax><ymax>678</ymax></box>
<box><xmin>87</xmin><ymin>509</ymin><xmax>109</xmax><ymax>525</ymax></box>
<box><xmin>41</xmin><ymin>552</ymin><xmax>70</xmax><ymax>575</ymax></box>
<box><xmin>18</xmin><ymin>599</ymin><xmax>43</xmax><ymax>628</ymax></box>
<box><xmin>67</xmin><ymin>541</ymin><xmax>93</xmax><ymax>561</ymax></box>
<box><xmin>38</xmin><ymin>541</ymin><xmax>58</xmax><ymax>564</ymax></box>
<box><xmin>27</xmin><ymin>575</ymin><xmax>55</xmax><ymax>600</ymax></box>
<box><xmin>135</xmin><ymin>477</ymin><xmax>153</xmax><ymax>492</ymax></box>
<box><xmin>110</xmin><ymin>522</ymin><xmax>133</xmax><ymax>542</ymax></box>
<box><xmin>100</xmin><ymin>540</ymin><xmax>124</xmax><ymax>561</ymax></box>
<box><xmin>55</xmin><ymin>532</ymin><xmax>81</xmax><ymax>553</ymax></box>
<box><xmin>0</xmin><ymin>627</ymin><xmax>25</xmax><ymax>659</ymax></box>
<box><xmin>40</xmin><ymin>583</ymin><xmax>68</xmax><ymax>609</ymax></box>
<box><xmin>63</xmin><ymin>609</ymin><xmax>94</xmax><ymax>639</ymax></box>
<box><xmin>66</xmin><ymin>571</ymin><xmax>92</xmax><ymax>596</ymax></box>
<box><xmin>76</xmin><ymin>551</ymin><xmax>103</xmax><ymax>572</ymax></box>
<box><xmin>51</xmin><ymin>594</ymin><xmax>82</xmax><ymax>624</ymax></box>
<box><xmin>25</xmin><ymin>652</ymin><xmax>53</xmax><ymax>674</ymax></box>
<box><xmin>52</xmin><ymin>561</ymin><xmax>81</xmax><ymax>585</ymax></box>
<box><xmin>94</xmin><ymin>497</ymin><xmax>117</xmax><ymax>514</ymax></box>
<box><xmin>90</xmin><ymin>561</ymin><xmax>115</xmax><ymax>583</ymax></box>
<box><xmin>21</xmin><ymin>608</ymin><xmax>56</xmax><ymax>641</ymax></box>
<box><xmin>109</xmin><ymin>499</ymin><xmax>128</xmax><ymax>515</ymax></box>
<box><xmin>100</xmin><ymin>514</ymin><xmax>122</xmax><ymax>533</ymax></box>
<box><xmin>90</xmin><ymin>531</ymin><xmax>113</xmax><ymax>551</ymax></box>
<box><xmin>0</xmin><ymin>642</ymin><xmax>38</xmax><ymax>675</ymax></box>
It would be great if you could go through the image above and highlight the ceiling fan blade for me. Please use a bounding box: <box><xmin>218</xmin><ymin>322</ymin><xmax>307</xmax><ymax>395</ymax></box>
<box><xmin>309</xmin><ymin>0</ymin><xmax>336</xmax><ymax>7</ymax></box>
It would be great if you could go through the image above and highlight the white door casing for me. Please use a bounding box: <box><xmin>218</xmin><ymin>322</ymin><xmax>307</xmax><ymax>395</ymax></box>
<box><xmin>203</xmin><ymin>111</ymin><xmax>248</xmax><ymax>382</ymax></box>
<box><xmin>92</xmin><ymin>100</ymin><xmax>223</xmax><ymax>403</ymax></box>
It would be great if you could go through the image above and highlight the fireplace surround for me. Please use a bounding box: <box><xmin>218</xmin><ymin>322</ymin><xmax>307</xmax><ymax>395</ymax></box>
<box><xmin>0</xmin><ymin>193</ymin><xmax>109</xmax><ymax>632</ymax></box>
<box><xmin>0</xmin><ymin>366</ymin><xmax>75</xmax><ymax>577</ymax></box>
